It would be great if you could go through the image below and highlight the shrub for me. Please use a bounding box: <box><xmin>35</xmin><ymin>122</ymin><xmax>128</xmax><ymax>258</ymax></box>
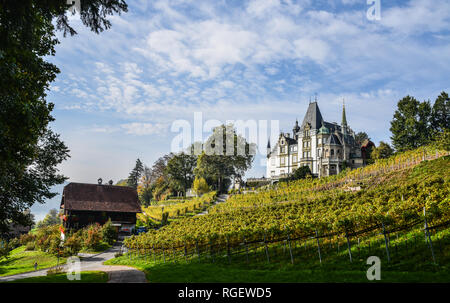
<box><xmin>35</xmin><ymin>225</ymin><xmax>61</xmax><ymax>253</ymax></box>
<box><xmin>114</xmin><ymin>251</ymin><xmax>123</xmax><ymax>258</ymax></box>
<box><xmin>83</xmin><ymin>224</ymin><xmax>102</xmax><ymax>250</ymax></box>
<box><xmin>19</xmin><ymin>233</ymin><xmax>36</xmax><ymax>245</ymax></box>
<box><xmin>8</xmin><ymin>237</ymin><xmax>20</xmax><ymax>249</ymax></box>
<box><xmin>64</xmin><ymin>231</ymin><xmax>82</xmax><ymax>256</ymax></box>
<box><xmin>0</xmin><ymin>240</ymin><xmax>11</xmax><ymax>259</ymax></box>
<box><xmin>101</xmin><ymin>219</ymin><xmax>118</xmax><ymax>245</ymax></box>
<box><xmin>25</xmin><ymin>241</ymin><xmax>35</xmax><ymax>251</ymax></box>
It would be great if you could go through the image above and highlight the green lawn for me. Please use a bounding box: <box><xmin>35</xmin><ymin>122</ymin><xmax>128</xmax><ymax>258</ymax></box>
<box><xmin>105</xmin><ymin>227</ymin><xmax>450</xmax><ymax>283</ymax></box>
<box><xmin>79</xmin><ymin>241</ymin><xmax>112</xmax><ymax>254</ymax></box>
<box><xmin>0</xmin><ymin>246</ymin><xmax>66</xmax><ymax>277</ymax></box>
<box><xmin>7</xmin><ymin>271</ymin><xmax>108</xmax><ymax>283</ymax></box>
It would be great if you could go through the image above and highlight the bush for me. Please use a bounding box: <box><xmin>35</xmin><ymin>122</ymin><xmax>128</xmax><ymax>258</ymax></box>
<box><xmin>25</xmin><ymin>241</ymin><xmax>35</xmax><ymax>251</ymax></box>
<box><xmin>19</xmin><ymin>233</ymin><xmax>36</xmax><ymax>245</ymax></box>
<box><xmin>8</xmin><ymin>237</ymin><xmax>20</xmax><ymax>249</ymax></box>
<box><xmin>83</xmin><ymin>224</ymin><xmax>102</xmax><ymax>250</ymax></box>
<box><xmin>0</xmin><ymin>240</ymin><xmax>11</xmax><ymax>259</ymax></box>
<box><xmin>64</xmin><ymin>231</ymin><xmax>82</xmax><ymax>256</ymax></box>
<box><xmin>101</xmin><ymin>219</ymin><xmax>118</xmax><ymax>245</ymax></box>
<box><xmin>35</xmin><ymin>225</ymin><xmax>61</xmax><ymax>254</ymax></box>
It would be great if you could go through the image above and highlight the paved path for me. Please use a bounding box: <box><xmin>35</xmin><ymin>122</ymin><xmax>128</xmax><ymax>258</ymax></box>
<box><xmin>197</xmin><ymin>194</ymin><xmax>229</xmax><ymax>216</ymax></box>
<box><xmin>0</xmin><ymin>243</ymin><xmax>146</xmax><ymax>283</ymax></box>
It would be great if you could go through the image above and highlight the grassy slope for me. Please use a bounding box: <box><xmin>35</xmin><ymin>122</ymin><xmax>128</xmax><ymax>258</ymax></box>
<box><xmin>107</xmin><ymin>155</ymin><xmax>450</xmax><ymax>282</ymax></box>
<box><xmin>0</xmin><ymin>246</ymin><xmax>66</xmax><ymax>277</ymax></box>
<box><xmin>5</xmin><ymin>271</ymin><xmax>108</xmax><ymax>283</ymax></box>
<box><xmin>105</xmin><ymin>226</ymin><xmax>450</xmax><ymax>283</ymax></box>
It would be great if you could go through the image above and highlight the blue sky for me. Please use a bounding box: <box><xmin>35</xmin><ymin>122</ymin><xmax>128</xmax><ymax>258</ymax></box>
<box><xmin>32</xmin><ymin>0</ymin><xmax>450</xmax><ymax>220</ymax></box>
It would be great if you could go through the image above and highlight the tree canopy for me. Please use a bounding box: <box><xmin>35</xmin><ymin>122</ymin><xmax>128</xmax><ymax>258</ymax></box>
<box><xmin>0</xmin><ymin>1</ymin><xmax>127</xmax><ymax>233</ymax></box>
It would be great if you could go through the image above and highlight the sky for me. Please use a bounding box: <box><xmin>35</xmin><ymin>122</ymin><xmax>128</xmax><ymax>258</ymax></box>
<box><xmin>31</xmin><ymin>0</ymin><xmax>450</xmax><ymax>221</ymax></box>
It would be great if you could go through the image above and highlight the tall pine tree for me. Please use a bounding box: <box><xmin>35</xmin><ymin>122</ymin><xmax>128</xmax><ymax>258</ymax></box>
<box><xmin>127</xmin><ymin>158</ymin><xmax>144</xmax><ymax>189</ymax></box>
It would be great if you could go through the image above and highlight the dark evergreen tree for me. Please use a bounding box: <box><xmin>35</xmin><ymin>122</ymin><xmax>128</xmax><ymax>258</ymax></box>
<box><xmin>431</xmin><ymin>91</ymin><xmax>450</xmax><ymax>133</ymax></box>
<box><xmin>127</xmin><ymin>158</ymin><xmax>144</xmax><ymax>189</ymax></box>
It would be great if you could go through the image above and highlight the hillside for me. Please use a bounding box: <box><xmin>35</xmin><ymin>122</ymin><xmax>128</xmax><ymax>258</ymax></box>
<box><xmin>112</xmin><ymin>145</ymin><xmax>450</xmax><ymax>282</ymax></box>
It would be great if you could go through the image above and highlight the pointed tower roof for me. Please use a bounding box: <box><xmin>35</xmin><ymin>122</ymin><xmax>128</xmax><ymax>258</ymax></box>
<box><xmin>301</xmin><ymin>101</ymin><xmax>323</xmax><ymax>130</ymax></box>
<box><xmin>341</xmin><ymin>99</ymin><xmax>348</xmax><ymax>127</ymax></box>
<box><xmin>267</xmin><ymin>139</ymin><xmax>271</xmax><ymax>149</ymax></box>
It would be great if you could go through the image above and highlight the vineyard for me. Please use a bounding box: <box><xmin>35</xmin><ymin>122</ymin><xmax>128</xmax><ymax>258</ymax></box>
<box><xmin>137</xmin><ymin>192</ymin><xmax>217</xmax><ymax>222</ymax></box>
<box><xmin>122</xmin><ymin>145</ymin><xmax>449</xmax><ymax>276</ymax></box>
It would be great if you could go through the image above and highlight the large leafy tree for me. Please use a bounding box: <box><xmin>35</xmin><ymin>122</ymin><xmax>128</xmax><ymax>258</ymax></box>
<box><xmin>0</xmin><ymin>1</ymin><xmax>127</xmax><ymax>233</ymax></box>
<box><xmin>194</xmin><ymin>124</ymin><xmax>255</xmax><ymax>193</ymax></box>
<box><xmin>165</xmin><ymin>152</ymin><xmax>197</xmax><ymax>197</ymax></box>
<box><xmin>390</xmin><ymin>96</ymin><xmax>432</xmax><ymax>152</ymax></box>
<box><xmin>372</xmin><ymin>141</ymin><xmax>394</xmax><ymax>160</ymax></box>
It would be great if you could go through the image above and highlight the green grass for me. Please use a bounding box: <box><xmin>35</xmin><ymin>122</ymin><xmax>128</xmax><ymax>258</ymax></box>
<box><xmin>79</xmin><ymin>241</ymin><xmax>112</xmax><ymax>254</ymax></box>
<box><xmin>7</xmin><ymin>271</ymin><xmax>108</xmax><ymax>283</ymax></box>
<box><xmin>0</xmin><ymin>246</ymin><xmax>66</xmax><ymax>277</ymax></box>
<box><xmin>105</xmin><ymin>227</ymin><xmax>450</xmax><ymax>283</ymax></box>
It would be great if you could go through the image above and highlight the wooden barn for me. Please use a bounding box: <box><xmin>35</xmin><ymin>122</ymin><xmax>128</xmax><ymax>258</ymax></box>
<box><xmin>60</xmin><ymin>182</ymin><xmax>141</xmax><ymax>235</ymax></box>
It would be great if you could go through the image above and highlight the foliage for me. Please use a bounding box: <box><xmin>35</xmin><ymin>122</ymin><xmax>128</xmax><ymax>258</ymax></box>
<box><xmin>83</xmin><ymin>224</ymin><xmax>103</xmax><ymax>250</ymax></box>
<box><xmin>390</xmin><ymin>95</ymin><xmax>436</xmax><ymax>152</ymax></box>
<box><xmin>124</xmin><ymin>146</ymin><xmax>449</xmax><ymax>254</ymax></box>
<box><xmin>372</xmin><ymin>141</ymin><xmax>394</xmax><ymax>160</ymax></box>
<box><xmin>0</xmin><ymin>240</ymin><xmax>11</xmax><ymax>259</ymax></box>
<box><xmin>355</xmin><ymin>132</ymin><xmax>370</xmax><ymax>145</ymax></box>
<box><xmin>36</xmin><ymin>209</ymin><xmax>60</xmax><ymax>228</ymax></box>
<box><xmin>280</xmin><ymin>166</ymin><xmax>312</xmax><ymax>182</ymax></box>
<box><xmin>127</xmin><ymin>158</ymin><xmax>144</xmax><ymax>189</ymax></box>
<box><xmin>194</xmin><ymin>124</ymin><xmax>255</xmax><ymax>193</ymax></box>
<box><xmin>64</xmin><ymin>231</ymin><xmax>82</xmax><ymax>256</ymax></box>
<box><xmin>0</xmin><ymin>0</ymin><xmax>127</xmax><ymax>234</ymax></box>
<box><xmin>193</xmin><ymin>177</ymin><xmax>210</xmax><ymax>196</ymax></box>
<box><xmin>33</xmin><ymin>225</ymin><xmax>64</xmax><ymax>256</ymax></box>
<box><xmin>431</xmin><ymin>91</ymin><xmax>449</xmax><ymax>133</ymax></box>
<box><xmin>101</xmin><ymin>219</ymin><xmax>118</xmax><ymax>245</ymax></box>
<box><xmin>166</xmin><ymin>152</ymin><xmax>197</xmax><ymax>196</ymax></box>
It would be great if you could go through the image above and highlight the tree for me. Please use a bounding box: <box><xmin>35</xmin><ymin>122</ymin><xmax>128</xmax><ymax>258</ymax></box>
<box><xmin>165</xmin><ymin>152</ymin><xmax>197</xmax><ymax>197</ymax></box>
<box><xmin>355</xmin><ymin>132</ymin><xmax>370</xmax><ymax>146</ymax></box>
<box><xmin>431</xmin><ymin>91</ymin><xmax>449</xmax><ymax>133</ymax></box>
<box><xmin>137</xmin><ymin>166</ymin><xmax>154</xmax><ymax>206</ymax></box>
<box><xmin>194</xmin><ymin>124</ymin><xmax>255</xmax><ymax>193</ymax></box>
<box><xmin>0</xmin><ymin>1</ymin><xmax>128</xmax><ymax>234</ymax></box>
<box><xmin>372</xmin><ymin>141</ymin><xmax>394</xmax><ymax>160</ymax></box>
<box><xmin>193</xmin><ymin>177</ymin><xmax>210</xmax><ymax>196</ymax></box>
<box><xmin>36</xmin><ymin>209</ymin><xmax>60</xmax><ymax>229</ymax></box>
<box><xmin>390</xmin><ymin>95</ymin><xmax>432</xmax><ymax>152</ymax></box>
<box><xmin>101</xmin><ymin>219</ymin><xmax>118</xmax><ymax>245</ymax></box>
<box><xmin>127</xmin><ymin>158</ymin><xmax>144</xmax><ymax>189</ymax></box>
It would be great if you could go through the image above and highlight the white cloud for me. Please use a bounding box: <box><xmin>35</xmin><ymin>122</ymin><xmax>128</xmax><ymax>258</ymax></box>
<box><xmin>121</xmin><ymin>122</ymin><xmax>168</xmax><ymax>136</ymax></box>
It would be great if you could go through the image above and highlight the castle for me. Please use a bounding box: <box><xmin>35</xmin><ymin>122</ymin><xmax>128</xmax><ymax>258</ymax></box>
<box><xmin>266</xmin><ymin>101</ymin><xmax>364</xmax><ymax>179</ymax></box>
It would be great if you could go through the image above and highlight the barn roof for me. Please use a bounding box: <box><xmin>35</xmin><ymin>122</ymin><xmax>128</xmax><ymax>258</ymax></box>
<box><xmin>60</xmin><ymin>183</ymin><xmax>141</xmax><ymax>213</ymax></box>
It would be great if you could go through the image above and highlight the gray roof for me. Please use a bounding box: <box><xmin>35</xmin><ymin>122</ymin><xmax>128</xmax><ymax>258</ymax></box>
<box><xmin>326</xmin><ymin>134</ymin><xmax>342</xmax><ymax>145</ymax></box>
<box><xmin>301</xmin><ymin>102</ymin><xmax>323</xmax><ymax>130</ymax></box>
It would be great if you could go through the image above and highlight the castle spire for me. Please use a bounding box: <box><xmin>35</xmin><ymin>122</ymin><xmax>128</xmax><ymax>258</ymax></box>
<box><xmin>341</xmin><ymin>98</ymin><xmax>348</xmax><ymax>128</ymax></box>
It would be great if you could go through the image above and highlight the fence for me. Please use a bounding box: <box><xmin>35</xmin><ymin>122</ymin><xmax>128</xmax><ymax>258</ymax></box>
<box><xmin>125</xmin><ymin>208</ymin><xmax>450</xmax><ymax>267</ymax></box>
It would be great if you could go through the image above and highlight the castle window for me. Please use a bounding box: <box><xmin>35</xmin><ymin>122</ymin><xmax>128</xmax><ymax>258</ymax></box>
<box><xmin>293</xmin><ymin>155</ymin><xmax>297</xmax><ymax>163</ymax></box>
<box><xmin>280</xmin><ymin>157</ymin><xmax>285</xmax><ymax>165</ymax></box>
<box><xmin>331</xmin><ymin>149</ymin><xmax>334</xmax><ymax>156</ymax></box>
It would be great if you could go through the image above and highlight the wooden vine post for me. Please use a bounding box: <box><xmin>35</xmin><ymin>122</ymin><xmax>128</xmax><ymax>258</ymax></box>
<box><xmin>287</xmin><ymin>230</ymin><xmax>294</xmax><ymax>264</ymax></box>
<box><xmin>195</xmin><ymin>239</ymin><xmax>200</xmax><ymax>261</ymax></box>
<box><xmin>263</xmin><ymin>230</ymin><xmax>270</xmax><ymax>264</ymax></box>
<box><xmin>423</xmin><ymin>207</ymin><xmax>436</xmax><ymax>264</ymax></box>
<box><xmin>345</xmin><ymin>231</ymin><xmax>352</xmax><ymax>263</ymax></box>
<box><xmin>315</xmin><ymin>229</ymin><xmax>322</xmax><ymax>265</ymax></box>
<box><xmin>244</xmin><ymin>236</ymin><xmax>249</xmax><ymax>264</ymax></box>
<box><xmin>381</xmin><ymin>221</ymin><xmax>390</xmax><ymax>263</ymax></box>
<box><xmin>226</xmin><ymin>236</ymin><xmax>231</xmax><ymax>264</ymax></box>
